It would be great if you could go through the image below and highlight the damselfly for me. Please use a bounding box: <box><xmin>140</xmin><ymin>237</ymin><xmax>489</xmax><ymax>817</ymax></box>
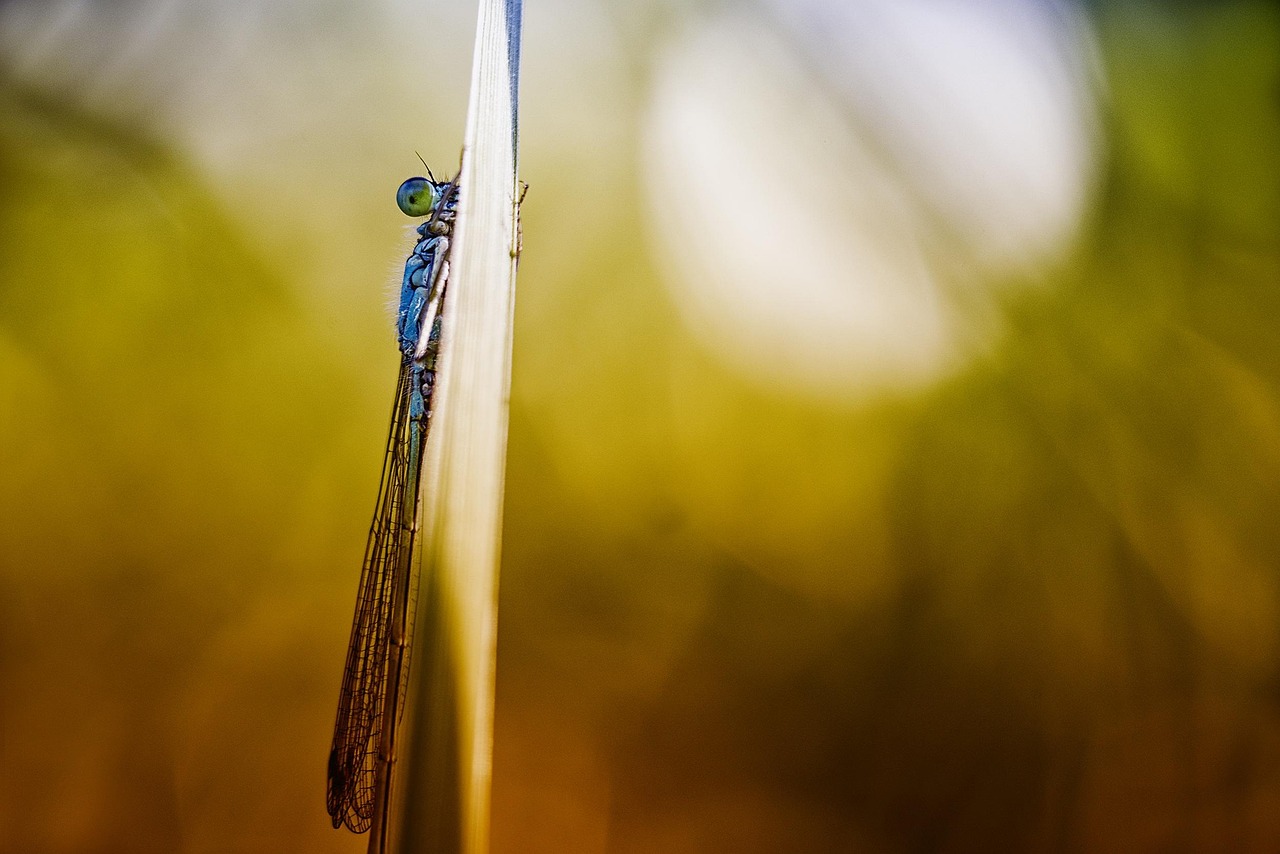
<box><xmin>326</xmin><ymin>167</ymin><xmax>460</xmax><ymax>844</ymax></box>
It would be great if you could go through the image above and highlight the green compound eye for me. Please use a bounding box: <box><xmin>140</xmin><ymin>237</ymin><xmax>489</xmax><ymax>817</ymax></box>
<box><xmin>396</xmin><ymin>177</ymin><xmax>438</xmax><ymax>217</ymax></box>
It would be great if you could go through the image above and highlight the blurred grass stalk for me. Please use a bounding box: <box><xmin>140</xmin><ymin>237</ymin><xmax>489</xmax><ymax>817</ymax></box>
<box><xmin>387</xmin><ymin>0</ymin><xmax>522</xmax><ymax>852</ymax></box>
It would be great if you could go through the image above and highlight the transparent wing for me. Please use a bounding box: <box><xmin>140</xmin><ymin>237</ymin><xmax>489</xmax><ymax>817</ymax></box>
<box><xmin>326</xmin><ymin>362</ymin><xmax>419</xmax><ymax>833</ymax></box>
<box><xmin>327</xmin><ymin>228</ymin><xmax>450</xmax><ymax>836</ymax></box>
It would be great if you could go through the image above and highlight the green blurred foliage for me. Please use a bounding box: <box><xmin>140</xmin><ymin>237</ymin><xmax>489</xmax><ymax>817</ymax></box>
<box><xmin>2</xmin><ymin>2</ymin><xmax>1280</xmax><ymax>853</ymax></box>
<box><xmin>0</xmin><ymin>83</ymin><xmax>376</xmax><ymax>852</ymax></box>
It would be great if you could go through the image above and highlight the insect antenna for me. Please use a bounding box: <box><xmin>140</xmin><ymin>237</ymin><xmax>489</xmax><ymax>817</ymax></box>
<box><xmin>415</xmin><ymin>151</ymin><xmax>437</xmax><ymax>184</ymax></box>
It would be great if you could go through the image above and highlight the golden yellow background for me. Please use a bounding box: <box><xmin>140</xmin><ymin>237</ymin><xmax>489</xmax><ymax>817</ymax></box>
<box><xmin>2</xmin><ymin>1</ymin><xmax>1279</xmax><ymax>851</ymax></box>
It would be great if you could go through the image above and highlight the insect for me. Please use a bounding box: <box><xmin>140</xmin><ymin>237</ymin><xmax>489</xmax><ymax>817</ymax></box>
<box><xmin>326</xmin><ymin>165</ymin><xmax>460</xmax><ymax>844</ymax></box>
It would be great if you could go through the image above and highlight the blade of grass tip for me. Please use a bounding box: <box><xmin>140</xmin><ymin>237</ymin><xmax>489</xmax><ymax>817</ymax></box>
<box><xmin>387</xmin><ymin>0</ymin><xmax>522</xmax><ymax>853</ymax></box>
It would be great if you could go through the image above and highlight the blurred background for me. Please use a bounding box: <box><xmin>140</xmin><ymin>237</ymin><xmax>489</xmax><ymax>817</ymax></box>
<box><xmin>2</xmin><ymin>0</ymin><xmax>1279</xmax><ymax>851</ymax></box>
